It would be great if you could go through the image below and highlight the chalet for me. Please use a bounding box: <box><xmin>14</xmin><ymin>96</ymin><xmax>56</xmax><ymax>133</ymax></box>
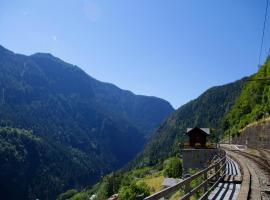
<box><xmin>186</xmin><ymin>127</ymin><xmax>210</xmax><ymax>148</ymax></box>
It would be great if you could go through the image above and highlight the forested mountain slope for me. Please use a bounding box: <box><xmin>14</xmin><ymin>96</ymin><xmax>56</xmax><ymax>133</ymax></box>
<box><xmin>0</xmin><ymin>127</ymin><xmax>99</xmax><ymax>200</ymax></box>
<box><xmin>134</xmin><ymin>77</ymin><xmax>247</xmax><ymax>166</ymax></box>
<box><xmin>0</xmin><ymin>45</ymin><xmax>173</xmax><ymax>199</ymax></box>
<box><xmin>224</xmin><ymin>57</ymin><xmax>270</xmax><ymax>137</ymax></box>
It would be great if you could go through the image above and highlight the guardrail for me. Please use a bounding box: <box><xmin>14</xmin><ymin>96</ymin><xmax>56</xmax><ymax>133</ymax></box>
<box><xmin>144</xmin><ymin>150</ymin><xmax>226</xmax><ymax>200</ymax></box>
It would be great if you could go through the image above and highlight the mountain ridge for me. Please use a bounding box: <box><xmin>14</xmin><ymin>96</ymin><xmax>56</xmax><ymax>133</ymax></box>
<box><xmin>0</xmin><ymin>45</ymin><xmax>174</xmax><ymax>199</ymax></box>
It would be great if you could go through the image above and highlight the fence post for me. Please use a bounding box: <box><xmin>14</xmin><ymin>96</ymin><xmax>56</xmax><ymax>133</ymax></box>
<box><xmin>184</xmin><ymin>180</ymin><xmax>191</xmax><ymax>200</ymax></box>
<box><xmin>203</xmin><ymin>171</ymin><xmax>208</xmax><ymax>193</ymax></box>
<box><xmin>215</xmin><ymin>162</ymin><xmax>219</xmax><ymax>181</ymax></box>
<box><xmin>222</xmin><ymin>157</ymin><xmax>226</xmax><ymax>175</ymax></box>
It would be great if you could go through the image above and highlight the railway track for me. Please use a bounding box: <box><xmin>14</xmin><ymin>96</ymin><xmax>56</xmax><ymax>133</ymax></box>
<box><xmin>234</xmin><ymin>149</ymin><xmax>270</xmax><ymax>200</ymax></box>
<box><xmin>221</xmin><ymin>145</ymin><xmax>270</xmax><ymax>199</ymax></box>
<box><xmin>235</xmin><ymin>150</ymin><xmax>270</xmax><ymax>173</ymax></box>
<box><xmin>258</xmin><ymin>149</ymin><xmax>270</xmax><ymax>168</ymax></box>
<box><xmin>264</xmin><ymin>149</ymin><xmax>270</xmax><ymax>154</ymax></box>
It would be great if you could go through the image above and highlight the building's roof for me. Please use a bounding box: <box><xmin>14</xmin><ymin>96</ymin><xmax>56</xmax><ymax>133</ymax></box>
<box><xmin>187</xmin><ymin>127</ymin><xmax>210</xmax><ymax>135</ymax></box>
<box><xmin>162</xmin><ymin>178</ymin><xmax>180</xmax><ymax>187</ymax></box>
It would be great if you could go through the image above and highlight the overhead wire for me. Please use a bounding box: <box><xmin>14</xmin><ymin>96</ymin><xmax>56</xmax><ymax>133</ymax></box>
<box><xmin>258</xmin><ymin>0</ymin><xmax>270</xmax><ymax>67</ymax></box>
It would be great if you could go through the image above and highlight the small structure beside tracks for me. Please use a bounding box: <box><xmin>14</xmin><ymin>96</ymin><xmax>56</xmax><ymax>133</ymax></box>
<box><xmin>182</xmin><ymin>127</ymin><xmax>218</xmax><ymax>174</ymax></box>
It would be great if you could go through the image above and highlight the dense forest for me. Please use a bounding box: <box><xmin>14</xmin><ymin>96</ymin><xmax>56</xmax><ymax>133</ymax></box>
<box><xmin>0</xmin><ymin>127</ymin><xmax>100</xmax><ymax>200</ymax></box>
<box><xmin>0</xmin><ymin>45</ymin><xmax>174</xmax><ymax>199</ymax></box>
<box><xmin>223</xmin><ymin>57</ymin><xmax>270</xmax><ymax>136</ymax></box>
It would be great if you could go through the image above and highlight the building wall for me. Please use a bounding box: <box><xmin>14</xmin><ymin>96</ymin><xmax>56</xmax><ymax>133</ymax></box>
<box><xmin>182</xmin><ymin>149</ymin><xmax>218</xmax><ymax>175</ymax></box>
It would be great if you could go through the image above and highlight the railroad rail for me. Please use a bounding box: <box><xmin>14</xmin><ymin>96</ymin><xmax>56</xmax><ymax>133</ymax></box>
<box><xmin>226</xmin><ymin>147</ymin><xmax>270</xmax><ymax>200</ymax></box>
<box><xmin>144</xmin><ymin>151</ymin><xmax>227</xmax><ymax>200</ymax></box>
<box><xmin>235</xmin><ymin>150</ymin><xmax>270</xmax><ymax>173</ymax></box>
<box><xmin>257</xmin><ymin>149</ymin><xmax>270</xmax><ymax>168</ymax></box>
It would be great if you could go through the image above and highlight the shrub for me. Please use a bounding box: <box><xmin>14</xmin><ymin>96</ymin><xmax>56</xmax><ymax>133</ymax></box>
<box><xmin>118</xmin><ymin>182</ymin><xmax>150</xmax><ymax>200</ymax></box>
<box><xmin>163</xmin><ymin>157</ymin><xmax>182</xmax><ymax>178</ymax></box>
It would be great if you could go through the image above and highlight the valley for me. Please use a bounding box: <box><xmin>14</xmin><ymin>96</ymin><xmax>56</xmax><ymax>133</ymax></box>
<box><xmin>1</xmin><ymin>1</ymin><xmax>270</xmax><ymax>199</ymax></box>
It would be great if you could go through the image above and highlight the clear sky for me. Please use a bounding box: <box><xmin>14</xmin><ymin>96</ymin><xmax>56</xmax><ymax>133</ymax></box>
<box><xmin>1</xmin><ymin>0</ymin><xmax>270</xmax><ymax>108</ymax></box>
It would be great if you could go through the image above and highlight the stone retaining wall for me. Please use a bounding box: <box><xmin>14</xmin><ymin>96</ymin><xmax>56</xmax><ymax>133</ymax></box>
<box><xmin>232</xmin><ymin>120</ymin><xmax>270</xmax><ymax>148</ymax></box>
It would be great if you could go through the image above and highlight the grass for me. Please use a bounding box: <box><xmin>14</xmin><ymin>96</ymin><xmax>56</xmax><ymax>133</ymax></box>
<box><xmin>240</xmin><ymin>116</ymin><xmax>270</xmax><ymax>131</ymax></box>
<box><xmin>136</xmin><ymin>172</ymin><xmax>165</xmax><ymax>194</ymax></box>
<box><xmin>170</xmin><ymin>191</ymin><xmax>182</xmax><ymax>200</ymax></box>
<box><xmin>136</xmin><ymin>168</ymin><xmax>204</xmax><ymax>199</ymax></box>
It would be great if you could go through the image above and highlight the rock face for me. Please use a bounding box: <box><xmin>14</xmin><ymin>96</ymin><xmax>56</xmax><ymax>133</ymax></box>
<box><xmin>232</xmin><ymin>119</ymin><xmax>270</xmax><ymax>148</ymax></box>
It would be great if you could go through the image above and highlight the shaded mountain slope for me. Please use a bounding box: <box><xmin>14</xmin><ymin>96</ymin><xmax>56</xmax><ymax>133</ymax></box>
<box><xmin>0</xmin><ymin>45</ymin><xmax>174</xmax><ymax>199</ymax></box>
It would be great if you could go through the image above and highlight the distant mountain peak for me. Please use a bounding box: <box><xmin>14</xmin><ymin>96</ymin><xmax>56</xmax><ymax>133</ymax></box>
<box><xmin>31</xmin><ymin>52</ymin><xmax>63</xmax><ymax>62</ymax></box>
<box><xmin>31</xmin><ymin>52</ymin><xmax>54</xmax><ymax>57</ymax></box>
<box><xmin>0</xmin><ymin>45</ymin><xmax>14</xmax><ymax>55</ymax></box>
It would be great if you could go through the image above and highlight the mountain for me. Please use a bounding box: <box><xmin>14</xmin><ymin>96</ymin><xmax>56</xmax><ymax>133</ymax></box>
<box><xmin>61</xmin><ymin>75</ymin><xmax>249</xmax><ymax>200</ymax></box>
<box><xmin>133</xmin><ymin>77</ymin><xmax>247</xmax><ymax>166</ymax></box>
<box><xmin>0</xmin><ymin>45</ymin><xmax>174</xmax><ymax>200</ymax></box>
<box><xmin>223</xmin><ymin>57</ymin><xmax>270</xmax><ymax>138</ymax></box>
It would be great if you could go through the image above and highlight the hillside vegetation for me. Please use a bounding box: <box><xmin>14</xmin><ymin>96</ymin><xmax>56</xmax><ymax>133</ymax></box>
<box><xmin>60</xmin><ymin>157</ymin><xmax>182</xmax><ymax>200</ymax></box>
<box><xmin>0</xmin><ymin>127</ymin><xmax>99</xmax><ymax>200</ymax></box>
<box><xmin>224</xmin><ymin>58</ymin><xmax>270</xmax><ymax>137</ymax></box>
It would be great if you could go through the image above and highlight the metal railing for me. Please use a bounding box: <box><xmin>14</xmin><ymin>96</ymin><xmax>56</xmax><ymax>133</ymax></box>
<box><xmin>144</xmin><ymin>150</ymin><xmax>226</xmax><ymax>200</ymax></box>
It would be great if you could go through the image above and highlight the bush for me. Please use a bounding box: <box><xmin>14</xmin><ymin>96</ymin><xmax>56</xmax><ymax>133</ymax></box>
<box><xmin>163</xmin><ymin>157</ymin><xmax>182</xmax><ymax>178</ymax></box>
<box><xmin>118</xmin><ymin>182</ymin><xmax>150</xmax><ymax>200</ymax></box>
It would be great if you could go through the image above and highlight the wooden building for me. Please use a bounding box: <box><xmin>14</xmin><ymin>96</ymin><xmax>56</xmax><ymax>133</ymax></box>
<box><xmin>186</xmin><ymin>127</ymin><xmax>210</xmax><ymax>148</ymax></box>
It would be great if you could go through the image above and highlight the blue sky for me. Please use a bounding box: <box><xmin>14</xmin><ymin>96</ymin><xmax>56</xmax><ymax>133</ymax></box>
<box><xmin>0</xmin><ymin>0</ymin><xmax>269</xmax><ymax>108</ymax></box>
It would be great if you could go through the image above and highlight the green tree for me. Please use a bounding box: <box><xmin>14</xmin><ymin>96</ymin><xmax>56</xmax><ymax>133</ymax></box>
<box><xmin>118</xmin><ymin>182</ymin><xmax>150</xmax><ymax>200</ymax></box>
<box><xmin>163</xmin><ymin>157</ymin><xmax>183</xmax><ymax>178</ymax></box>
